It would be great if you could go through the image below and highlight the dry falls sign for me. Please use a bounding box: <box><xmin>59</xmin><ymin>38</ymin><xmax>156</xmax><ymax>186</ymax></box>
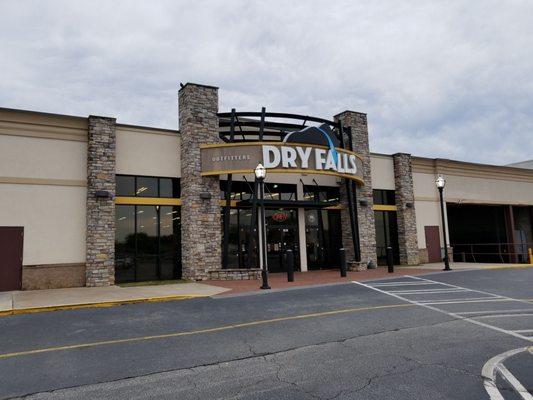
<box><xmin>200</xmin><ymin>123</ymin><xmax>364</xmax><ymax>183</ymax></box>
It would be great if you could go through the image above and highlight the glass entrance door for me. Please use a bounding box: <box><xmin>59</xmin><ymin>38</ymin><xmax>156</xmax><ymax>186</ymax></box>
<box><xmin>305</xmin><ymin>209</ymin><xmax>342</xmax><ymax>269</ymax></box>
<box><xmin>374</xmin><ymin>210</ymin><xmax>400</xmax><ymax>266</ymax></box>
<box><xmin>265</xmin><ymin>209</ymin><xmax>299</xmax><ymax>272</ymax></box>
<box><xmin>115</xmin><ymin>204</ymin><xmax>181</xmax><ymax>283</ymax></box>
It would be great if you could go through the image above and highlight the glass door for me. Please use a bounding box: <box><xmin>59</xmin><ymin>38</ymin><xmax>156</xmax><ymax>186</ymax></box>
<box><xmin>305</xmin><ymin>209</ymin><xmax>341</xmax><ymax>270</ymax></box>
<box><xmin>265</xmin><ymin>208</ymin><xmax>299</xmax><ymax>272</ymax></box>
<box><xmin>374</xmin><ymin>210</ymin><xmax>400</xmax><ymax>266</ymax></box>
<box><xmin>115</xmin><ymin>204</ymin><xmax>181</xmax><ymax>283</ymax></box>
<box><xmin>135</xmin><ymin>206</ymin><xmax>159</xmax><ymax>281</ymax></box>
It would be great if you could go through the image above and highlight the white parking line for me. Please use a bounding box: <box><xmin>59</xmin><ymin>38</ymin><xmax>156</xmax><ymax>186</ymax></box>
<box><xmin>406</xmin><ymin>276</ymin><xmax>533</xmax><ymax>307</ymax></box>
<box><xmin>420</xmin><ymin>298</ymin><xmax>513</xmax><ymax>305</ymax></box>
<box><xmin>354</xmin><ymin>277</ymin><xmax>533</xmax><ymax>342</ymax></box>
<box><xmin>388</xmin><ymin>288</ymin><xmax>469</xmax><ymax>294</ymax></box>
<box><xmin>476</xmin><ymin>314</ymin><xmax>533</xmax><ymax>319</ymax></box>
<box><xmin>456</xmin><ymin>309</ymin><xmax>533</xmax><ymax>316</ymax></box>
<box><xmin>498</xmin><ymin>364</ymin><xmax>533</xmax><ymax>400</ymax></box>
<box><xmin>482</xmin><ymin>347</ymin><xmax>533</xmax><ymax>400</ymax></box>
<box><xmin>371</xmin><ymin>282</ymin><xmax>440</xmax><ymax>287</ymax></box>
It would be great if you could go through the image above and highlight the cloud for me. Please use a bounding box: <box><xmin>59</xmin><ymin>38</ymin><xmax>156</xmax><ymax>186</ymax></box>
<box><xmin>0</xmin><ymin>0</ymin><xmax>532</xmax><ymax>164</ymax></box>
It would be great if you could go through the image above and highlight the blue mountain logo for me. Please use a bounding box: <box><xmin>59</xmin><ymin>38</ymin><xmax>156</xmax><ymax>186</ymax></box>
<box><xmin>283</xmin><ymin>124</ymin><xmax>340</xmax><ymax>165</ymax></box>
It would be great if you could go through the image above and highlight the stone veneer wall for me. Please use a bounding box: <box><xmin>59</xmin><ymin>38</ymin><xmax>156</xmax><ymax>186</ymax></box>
<box><xmin>23</xmin><ymin>263</ymin><xmax>86</xmax><ymax>290</ymax></box>
<box><xmin>335</xmin><ymin>111</ymin><xmax>377</xmax><ymax>268</ymax></box>
<box><xmin>86</xmin><ymin>116</ymin><xmax>116</xmax><ymax>287</ymax></box>
<box><xmin>393</xmin><ymin>153</ymin><xmax>420</xmax><ymax>265</ymax></box>
<box><xmin>338</xmin><ymin>180</ymin><xmax>356</xmax><ymax>262</ymax></box>
<box><xmin>419</xmin><ymin>248</ymin><xmax>429</xmax><ymax>264</ymax></box>
<box><xmin>178</xmin><ymin>83</ymin><xmax>222</xmax><ymax>281</ymax></box>
<box><xmin>208</xmin><ymin>269</ymin><xmax>262</xmax><ymax>280</ymax></box>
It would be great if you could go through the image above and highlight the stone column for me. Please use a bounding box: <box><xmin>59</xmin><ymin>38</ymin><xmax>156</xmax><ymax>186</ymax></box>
<box><xmin>178</xmin><ymin>83</ymin><xmax>221</xmax><ymax>280</ymax></box>
<box><xmin>339</xmin><ymin>180</ymin><xmax>356</xmax><ymax>263</ymax></box>
<box><xmin>393</xmin><ymin>153</ymin><xmax>419</xmax><ymax>265</ymax></box>
<box><xmin>86</xmin><ymin>115</ymin><xmax>116</xmax><ymax>287</ymax></box>
<box><xmin>334</xmin><ymin>111</ymin><xmax>377</xmax><ymax>268</ymax></box>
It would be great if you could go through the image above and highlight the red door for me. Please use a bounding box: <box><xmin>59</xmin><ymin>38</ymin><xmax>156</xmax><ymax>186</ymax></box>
<box><xmin>425</xmin><ymin>226</ymin><xmax>441</xmax><ymax>263</ymax></box>
<box><xmin>0</xmin><ymin>227</ymin><xmax>23</xmax><ymax>291</ymax></box>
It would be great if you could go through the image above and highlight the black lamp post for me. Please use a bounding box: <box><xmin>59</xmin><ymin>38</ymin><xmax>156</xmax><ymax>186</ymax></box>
<box><xmin>255</xmin><ymin>163</ymin><xmax>270</xmax><ymax>289</ymax></box>
<box><xmin>436</xmin><ymin>174</ymin><xmax>452</xmax><ymax>271</ymax></box>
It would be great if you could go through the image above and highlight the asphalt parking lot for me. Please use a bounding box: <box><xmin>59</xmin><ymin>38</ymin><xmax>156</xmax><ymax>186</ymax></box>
<box><xmin>0</xmin><ymin>268</ymin><xmax>531</xmax><ymax>399</ymax></box>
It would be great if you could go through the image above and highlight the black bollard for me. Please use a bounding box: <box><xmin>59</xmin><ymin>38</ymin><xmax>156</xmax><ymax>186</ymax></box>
<box><xmin>285</xmin><ymin>249</ymin><xmax>294</xmax><ymax>282</ymax></box>
<box><xmin>339</xmin><ymin>248</ymin><xmax>347</xmax><ymax>277</ymax></box>
<box><xmin>386</xmin><ymin>246</ymin><xmax>394</xmax><ymax>273</ymax></box>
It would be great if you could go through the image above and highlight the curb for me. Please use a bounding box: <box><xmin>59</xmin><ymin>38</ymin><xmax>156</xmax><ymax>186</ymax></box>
<box><xmin>0</xmin><ymin>294</ymin><xmax>206</xmax><ymax>317</ymax></box>
<box><xmin>480</xmin><ymin>265</ymin><xmax>533</xmax><ymax>270</ymax></box>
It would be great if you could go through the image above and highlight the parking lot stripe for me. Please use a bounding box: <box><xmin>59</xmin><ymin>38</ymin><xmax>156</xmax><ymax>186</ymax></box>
<box><xmin>388</xmin><ymin>289</ymin><xmax>469</xmax><ymax>294</ymax></box>
<box><xmin>406</xmin><ymin>276</ymin><xmax>533</xmax><ymax>307</ymax></box>
<box><xmin>455</xmin><ymin>309</ymin><xmax>533</xmax><ymax>316</ymax></box>
<box><xmin>420</xmin><ymin>298</ymin><xmax>513</xmax><ymax>305</ymax></box>
<box><xmin>482</xmin><ymin>347</ymin><xmax>533</xmax><ymax>400</ymax></box>
<box><xmin>475</xmin><ymin>314</ymin><xmax>533</xmax><ymax>319</ymax></box>
<box><xmin>498</xmin><ymin>364</ymin><xmax>533</xmax><ymax>400</ymax></box>
<box><xmin>354</xmin><ymin>279</ymin><xmax>533</xmax><ymax>342</ymax></box>
<box><xmin>371</xmin><ymin>282</ymin><xmax>439</xmax><ymax>287</ymax></box>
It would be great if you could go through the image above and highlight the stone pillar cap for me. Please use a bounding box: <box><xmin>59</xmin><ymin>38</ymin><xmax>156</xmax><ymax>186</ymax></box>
<box><xmin>333</xmin><ymin>110</ymin><xmax>367</xmax><ymax>118</ymax></box>
<box><xmin>179</xmin><ymin>82</ymin><xmax>219</xmax><ymax>91</ymax></box>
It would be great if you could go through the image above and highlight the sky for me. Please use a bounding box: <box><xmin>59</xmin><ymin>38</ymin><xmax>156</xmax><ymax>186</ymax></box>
<box><xmin>1</xmin><ymin>0</ymin><xmax>532</xmax><ymax>165</ymax></box>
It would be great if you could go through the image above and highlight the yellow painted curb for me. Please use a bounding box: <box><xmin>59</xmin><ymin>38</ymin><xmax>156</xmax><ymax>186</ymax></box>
<box><xmin>481</xmin><ymin>264</ymin><xmax>533</xmax><ymax>270</ymax></box>
<box><xmin>0</xmin><ymin>294</ymin><xmax>207</xmax><ymax>317</ymax></box>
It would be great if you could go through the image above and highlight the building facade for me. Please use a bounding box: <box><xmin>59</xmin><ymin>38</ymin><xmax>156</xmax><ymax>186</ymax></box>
<box><xmin>0</xmin><ymin>82</ymin><xmax>532</xmax><ymax>291</ymax></box>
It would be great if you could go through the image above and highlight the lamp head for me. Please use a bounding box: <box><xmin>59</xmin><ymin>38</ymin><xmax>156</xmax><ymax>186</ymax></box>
<box><xmin>255</xmin><ymin>163</ymin><xmax>266</xmax><ymax>179</ymax></box>
<box><xmin>435</xmin><ymin>174</ymin><xmax>446</xmax><ymax>189</ymax></box>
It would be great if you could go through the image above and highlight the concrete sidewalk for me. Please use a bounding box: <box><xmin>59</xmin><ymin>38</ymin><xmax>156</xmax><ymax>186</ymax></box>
<box><xmin>0</xmin><ymin>282</ymin><xmax>230</xmax><ymax>316</ymax></box>
<box><xmin>2</xmin><ymin>263</ymin><xmax>529</xmax><ymax>316</ymax></box>
<box><xmin>207</xmin><ymin>267</ymin><xmax>437</xmax><ymax>295</ymax></box>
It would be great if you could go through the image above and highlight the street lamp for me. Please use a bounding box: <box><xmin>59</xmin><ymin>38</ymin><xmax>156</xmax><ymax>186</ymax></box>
<box><xmin>255</xmin><ymin>163</ymin><xmax>270</xmax><ymax>289</ymax></box>
<box><xmin>436</xmin><ymin>174</ymin><xmax>452</xmax><ymax>271</ymax></box>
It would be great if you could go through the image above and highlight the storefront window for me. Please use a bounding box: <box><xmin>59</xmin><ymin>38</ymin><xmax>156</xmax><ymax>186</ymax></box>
<box><xmin>115</xmin><ymin>205</ymin><xmax>136</xmax><ymax>282</ymax></box>
<box><xmin>116</xmin><ymin>175</ymin><xmax>180</xmax><ymax>198</ymax></box>
<box><xmin>115</xmin><ymin>205</ymin><xmax>181</xmax><ymax>283</ymax></box>
<box><xmin>373</xmin><ymin>189</ymin><xmax>396</xmax><ymax>205</ymax></box>
<box><xmin>159</xmin><ymin>178</ymin><xmax>180</xmax><ymax>198</ymax></box>
<box><xmin>116</xmin><ymin>175</ymin><xmax>135</xmax><ymax>197</ymax></box>
<box><xmin>303</xmin><ymin>186</ymin><xmax>340</xmax><ymax>204</ymax></box>
<box><xmin>220</xmin><ymin>181</ymin><xmax>297</xmax><ymax>202</ymax></box>
<box><xmin>374</xmin><ymin>210</ymin><xmax>400</xmax><ymax>265</ymax></box>
<box><xmin>265</xmin><ymin>183</ymin><xmax>297</xmax><ymax>201</ymax></box>
<box><xmin>136</xmin><ymin>177</ymin><xmax>158</xmax><ymax>197</ymax></box>
<box><xmin>159</xmin><ymin>206</ymin><xmax>181</xmax><ymax>279</ymax></box>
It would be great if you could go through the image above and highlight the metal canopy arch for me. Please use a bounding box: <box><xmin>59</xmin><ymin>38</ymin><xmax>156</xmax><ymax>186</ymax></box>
<box><xmin>218</xmin><ymin>108</ymin><xmax>361</xmax><ymax>269</ymax></box>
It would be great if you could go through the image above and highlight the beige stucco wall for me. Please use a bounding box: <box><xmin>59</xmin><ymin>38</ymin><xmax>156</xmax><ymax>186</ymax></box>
<box><xmin>0</xmin><ymin>109</ymin><xmax>88</xmax><ymax>266</ymax></box>
<box><xmin>0</xmin><ymin>135</ymin><xmax>87</xmax><ymax>181</ymax></box>
<box><xmin>0</xmin><ymin>184</ymin><xmax>86</xmax><ymax>265</ymax></box>
<box><xmin>116</xmin><ymin>125</ymin><xmax>180</xmax><ymax>178</ymax></box>
<box><xmin>412</xmin><ymin>158</ymin><xmax>533</xmax><ymax>250</ymax></box>
<box><xmin>370</xmin><ymin>154</ymin><xmax>395</xmax><ymax>190</ymax></box>
<box><xmin>413</xmin><ymin>172</ymin><xmax>533</xmax><ymax>205</ymax></box>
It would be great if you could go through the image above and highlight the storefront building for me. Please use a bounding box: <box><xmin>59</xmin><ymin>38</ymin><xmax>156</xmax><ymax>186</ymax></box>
<box><xmin>0</xmin><ymin>82</ymin><xmax>532</xmax><ymax>291</ymax></box>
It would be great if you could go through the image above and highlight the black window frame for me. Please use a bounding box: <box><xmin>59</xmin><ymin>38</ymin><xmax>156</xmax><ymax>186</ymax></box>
<box><xmin>302</xmin><ymin>185</ymin><xmax>340</xmax><ymax>204</ymax></box>
<box><xmin>116</xmin><ymin>174</ymin><xmax>180</xmax><ymax>198</ymax></box>
<box><xmin>373</xmin><ymin>189</ymin><xmax>396</xmax><ymax>205</ymax></box>
<box><xmin>220</xmin><ymin>181</ymin><xmax>298</xmax><ymax>201</ymax></box>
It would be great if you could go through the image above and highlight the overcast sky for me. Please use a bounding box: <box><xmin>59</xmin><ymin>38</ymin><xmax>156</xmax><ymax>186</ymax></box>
<box><xmin>1</xmin><ymin>1</ymin><xmax>532</xmax><ymax>164</ymax></box>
